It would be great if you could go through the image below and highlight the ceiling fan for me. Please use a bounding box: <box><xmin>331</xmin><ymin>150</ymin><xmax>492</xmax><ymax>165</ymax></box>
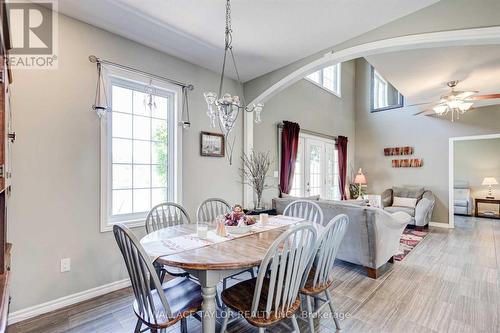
<box><xmin>412</xmin><ymin>80</ymin><xmax>500</xmax><ymax>121</ymax></box>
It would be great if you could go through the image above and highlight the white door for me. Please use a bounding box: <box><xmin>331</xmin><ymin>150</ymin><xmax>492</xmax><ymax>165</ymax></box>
<box><xmin>305</xmin><ymin>138</ymin><xmax>325</xmax><ymax>197</ymax></box>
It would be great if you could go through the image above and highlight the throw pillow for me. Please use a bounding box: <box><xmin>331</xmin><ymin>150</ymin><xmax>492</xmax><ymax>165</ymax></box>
<box><xmin>393</xmin><ymin>196</ymin><xmax>417</xmax><ymax>208</ymax></box>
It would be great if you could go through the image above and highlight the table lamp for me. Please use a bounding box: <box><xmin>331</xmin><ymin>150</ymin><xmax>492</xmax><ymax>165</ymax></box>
<box><xmin>354</xmin><ymin>168</ymin><xmax>367</xmax><ymax>198</ymax></box>
<box><xmin>482</xmin><ymin>177</ymin><xmax>498</xmax><ymax>199</ymax></box>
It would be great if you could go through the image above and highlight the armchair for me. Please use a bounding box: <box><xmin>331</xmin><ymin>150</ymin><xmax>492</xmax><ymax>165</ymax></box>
<box><xmin>382</xmin><ymin>186</ymin><xmax>435</xmax><ymax>230</ymax></box>
<box><xmin>453</xmin><ymin>180</ymin><xmax>472</xmax><ymax>216</ymax></box>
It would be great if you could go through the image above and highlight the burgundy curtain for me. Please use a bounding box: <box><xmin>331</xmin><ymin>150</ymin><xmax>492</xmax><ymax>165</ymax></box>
<box><xmin>337</xmin><ymin>136</ymin><xmax>348</xmax><ymax>200</ymax></box>
<box><xmin>279</xmin><ymin>121</ymin><xmax>300</xmax><ymax>195</ymax></box>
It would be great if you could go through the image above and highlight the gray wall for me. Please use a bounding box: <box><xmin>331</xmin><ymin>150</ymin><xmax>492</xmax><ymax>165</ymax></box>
<box><xmin>354</xmin><ymin>58</ymin><xmax>500</xmax><ymax>224</ymax></box>
<box><xmin>454</xmin><ymin>138</ymin><xmax>500</xmax><ymax>204</ymax></box>
<box><xmin>9</xmin><ymin>11</ymin><xmax>243</xmax><ymax>311</ymax></box>
<box><xmin>250</xmin><ymin>61</ymin><xmax>356</xmax><ymax>205</ymax></box>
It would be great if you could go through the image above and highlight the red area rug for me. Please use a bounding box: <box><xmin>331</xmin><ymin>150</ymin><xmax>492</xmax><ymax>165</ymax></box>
<box><xmin>394</xmin><ymin>228</ymin><xmax>428</xmax><ymax>261</ymax></box>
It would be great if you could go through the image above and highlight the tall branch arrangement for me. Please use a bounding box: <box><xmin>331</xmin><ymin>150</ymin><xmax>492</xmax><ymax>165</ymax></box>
<box><xmin>240</xmin><ymin>151</ymin><xmax>273</xmax><ymax>209</ymax></box>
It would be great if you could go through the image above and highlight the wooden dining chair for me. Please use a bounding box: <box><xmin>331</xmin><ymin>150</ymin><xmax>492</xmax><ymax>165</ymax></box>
<box><xmin>300</xmin><ymin>214</ymin><xmax>349</xmax><ymax>332</ymax></box>
<box><xmin>113</xmin><ymin>223</ymin><xmax>202</xmax><ymax>333</ymax></box>
<box><xmin>220</xmin><ymin>223</ymin><xmax>318</xmax><ymax>333</ymax></box>
<box><xmin>145</xmin><ymin>202</ymin><xmax>192</xmax><ymax>280</ymax></box>
<box><xmin>145</xmin><ymin>202</ymin><xmax>192</xmax><ymax>234</ymax></box>
<box><xmin>196</xmin><ymin>197</ymin><xmax>231</xmax><ymax>222</ymax></box>
<box><xmin>284</xmin><ymin>199</ymin><xmax>324</xmax><ymax>225</ymax></box>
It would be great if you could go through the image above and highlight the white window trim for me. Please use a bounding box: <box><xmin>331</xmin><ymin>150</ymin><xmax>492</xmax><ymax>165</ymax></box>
<box><xmin>99</xmin><ymin>68</ymin><xmax>183</xmax><ymax>232</ymax></box>
<box><xmin>304</xmin><ymin>64</ymin><xmax>342</xmax><ymax>97</ymax></box>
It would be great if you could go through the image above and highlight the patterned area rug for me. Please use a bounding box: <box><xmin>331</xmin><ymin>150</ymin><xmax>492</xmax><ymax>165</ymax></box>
<box><xmin>394</xmin><ymin>228</ymin><xmax>428</xmax><ymax>261</ymax></box>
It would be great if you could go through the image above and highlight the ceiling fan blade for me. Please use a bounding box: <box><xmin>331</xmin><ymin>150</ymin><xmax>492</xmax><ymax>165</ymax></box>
<box><xmin>468</xmin><ymin>93</ymin><xmax>500</xmax><ymax>100</ymax></box>
<box><xmin>405</xmin><ymin>101</ymin><xmax>435</xmax><ymax>107</ymax></box>
<box><xmin>413</xmin><ymin>109</ymin><xmax>436</xmax><ymax>116</ymax></box>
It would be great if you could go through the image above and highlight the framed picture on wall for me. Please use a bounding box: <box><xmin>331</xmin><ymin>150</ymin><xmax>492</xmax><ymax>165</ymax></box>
<box><xmin>200</xmin><ymin>131</ymin><xmax>225</xmax><ymax>157</ymax></box>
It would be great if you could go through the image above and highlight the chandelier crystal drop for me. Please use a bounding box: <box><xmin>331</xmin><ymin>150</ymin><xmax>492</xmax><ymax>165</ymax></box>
<box><xmin>203</xmin><ymin>0</ymin><xmax>263</xmax><ymax>163</ymax></box>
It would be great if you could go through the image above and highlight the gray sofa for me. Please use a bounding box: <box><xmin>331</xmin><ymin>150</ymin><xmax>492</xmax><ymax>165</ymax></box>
<box><xmin>381</xmin><ymin>186</ymin><xmax>435</xmax><ymax>230</ymax></box>
<box><xmin>272</xmin><ymin>197</ymin><xmax>411</xmax><ymax>278</ymax></box>
<box><xmin>453</xmin><ymin>181</ymin><xmax>472</xmax><ymax>216</ymax></box>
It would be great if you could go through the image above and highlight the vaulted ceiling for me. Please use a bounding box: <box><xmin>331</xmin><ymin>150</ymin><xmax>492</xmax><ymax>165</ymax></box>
<box><xmin>366</xmin><ymin>45</ymin><xmax>500</xmax><ymax>109</ymax></box>
<box><xmin>53</xmin><ymin>0</ymin><xmax>438</xmax><ymax>81</ymax></box>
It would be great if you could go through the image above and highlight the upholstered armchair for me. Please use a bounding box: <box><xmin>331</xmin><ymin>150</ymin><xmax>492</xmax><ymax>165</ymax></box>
<box><xmin>382</xmin><ymin>186</ymin><xmax>435</xmax><ymax>230</ymax></box>
<box><xmin>453</xmin><ymin>181</ymin><xmax>472</xmax><ymax>216</ymax></box>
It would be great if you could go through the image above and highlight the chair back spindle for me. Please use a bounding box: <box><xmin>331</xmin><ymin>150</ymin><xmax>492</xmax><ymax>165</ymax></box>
<box><xmin>196</xmin><ymin>198</ymin><xmax>231</xmax><ymax>222</ymax></box>
<box><xmin>283</xmin><ymin>199</ymin><xmax>324</xmax><ymax>225</ymax></box>
<box><xmin>145</xmin><ymin>202</ymin><xmax>191</xmax><ymax>233</ymax></box>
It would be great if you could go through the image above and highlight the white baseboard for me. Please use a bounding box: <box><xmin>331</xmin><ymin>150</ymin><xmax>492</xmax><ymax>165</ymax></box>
<box><xmin>8</xmin><ymin>278</ymin><xmax>131</xmax><ymax>325</ymax></box>
<box><xmin>429</xmin><ymin>222</ymin><xmax>453</xmax><ymax>229</ymax></box>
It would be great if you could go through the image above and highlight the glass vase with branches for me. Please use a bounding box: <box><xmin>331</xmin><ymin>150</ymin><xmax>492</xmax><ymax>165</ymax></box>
<box><xmin>240</xmin><ymin>151</ymin><xmax>273</xmax><ymax>209</ymax></box>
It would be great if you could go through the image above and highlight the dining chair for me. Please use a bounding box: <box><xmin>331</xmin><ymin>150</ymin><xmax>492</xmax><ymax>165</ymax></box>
<box><xmin>284</xmin><ymin>199</ymin><xmax>324</xmax><ymax>225</ymax></box>
<box><xmin>300</xmin><ymin>214</ymin><xmax>349</xmax><ymax>332</ymax></box>
<box><xmin>196</xmin><ymin>198</ymin><xmax>256</xmax><ymax>304</ymax></box>
<box><xmin>196</xmin><ymin>197</ymin><xmax>231</xmax><ymax>222</ymax></box>
<box><xmin>113</xmin><ymin>223</ymin><xmax>202</xmax><ymax>333</ymax></box>
<box><xmin>145</xmin><ymin>202</ymin><xmax>191</xmax><ymax>280</ymax></box>
<box><xmin>145</xmin><ymin>202</ymin><xmax>191</xmax><ymax>234</ymax></box>
<box><xmin>220</xmin><ymin>223</ymin><xmax>318</xmax><ymax>333</ymax></box>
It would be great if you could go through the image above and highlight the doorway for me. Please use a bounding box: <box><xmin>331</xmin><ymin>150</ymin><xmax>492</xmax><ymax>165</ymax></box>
<box><xmin>449</xmin><ymin>134</ymin><xmax>500</xmax><ymax>228</ymax></box>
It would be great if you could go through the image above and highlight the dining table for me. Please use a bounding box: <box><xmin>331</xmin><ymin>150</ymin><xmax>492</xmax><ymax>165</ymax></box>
<box><xmin>140</xmin><ymin>215</ymin><xmax>319</xmax><ymax>333</ymax></box>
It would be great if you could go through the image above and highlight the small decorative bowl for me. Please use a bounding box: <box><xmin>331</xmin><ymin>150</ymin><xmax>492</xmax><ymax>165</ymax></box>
<box><xmin>226</xmin><ymin>225</ymin><xmax>252</xmax><ymax>234</ymax></box>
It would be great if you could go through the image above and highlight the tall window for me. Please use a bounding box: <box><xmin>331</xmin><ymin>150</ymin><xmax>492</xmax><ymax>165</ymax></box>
<box><xmin>288</xmin><ymin>134</ymin><xmax>340</xmax><ymax>200</ymax></box>
<box><xmin>370</xmin><ymin>66</ymin><xmax>403</xmax><ymax>112</ymax></box>
<box><xmin>101</xmin><ymin>76</ymin><xmax>180</xmax><ymax>231</ymax></box>
<box><xmin>305</xmin><ymin>64</ymin><xmax>341</xmax><ymax>96</ymax></box>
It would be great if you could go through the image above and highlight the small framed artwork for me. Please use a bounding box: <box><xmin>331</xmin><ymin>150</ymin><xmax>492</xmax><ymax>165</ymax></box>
<box><xmin>200</xmin><ymin>131</ymin><xmax>225</xmax><ymax>157</ymax></box>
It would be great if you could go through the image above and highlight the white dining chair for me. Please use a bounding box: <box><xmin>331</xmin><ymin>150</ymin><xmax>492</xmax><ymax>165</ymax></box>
<box><xmin>145</xmin><ymin>202</ymin><xmax>192</xmax><ymax>280</ymax></box>
<box><xmin>284</xmin><ymin>199</ymin><xmax>324</xmax><ymax>225</ymax></box>
<box><xmin>220</xmin><ymin>223</ymin><xmax>318</xmax><ymax>333</ymax></box>
<box><xmin>113</xmin><ymin>223</ymin><xmax>202</xmax><ymax>333</ymax></box>
<box><xmin>300</xmin><ymin>214</ymin><xmax>349</xmax><ymax>332</ymax></box>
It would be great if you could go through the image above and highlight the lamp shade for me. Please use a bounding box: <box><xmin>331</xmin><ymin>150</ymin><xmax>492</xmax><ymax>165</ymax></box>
<box><xmin>482</xmin><ymin>177</ymin><xmax>499</xmax><ymax>186</ymax></box>
<box><xmin>354</xmin><ymin>168</ymin><xmax>367</xmax><ymax>185</ymax></box>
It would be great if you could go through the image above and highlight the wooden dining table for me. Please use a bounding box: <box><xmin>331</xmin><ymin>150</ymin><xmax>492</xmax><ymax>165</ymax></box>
<box><xmin>140</xmin><ymin>218</ymin><xmax>317</xmax><ymax>333</ymax></box>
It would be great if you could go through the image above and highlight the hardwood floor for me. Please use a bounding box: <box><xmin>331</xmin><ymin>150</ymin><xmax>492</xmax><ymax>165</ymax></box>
<box><xmin>7</xmin><ymin>216</ymin><xmax>500</xmax><ymax>332</ymax></box>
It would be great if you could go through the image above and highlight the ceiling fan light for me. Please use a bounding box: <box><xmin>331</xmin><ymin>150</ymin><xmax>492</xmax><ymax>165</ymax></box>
<box><xmin>458</xmin><ymin>102</ymin><xmax>473</xmax><ymax>111</ymax></box>
<box><xmin>447</xmin><ymin>100</ymin><xmax>462</xmax><ymax>109</ymax></box>
<box><xmin>433</xmin><ymin>105</ymin><xmax>448</xmax><ymax>114</ymax></box>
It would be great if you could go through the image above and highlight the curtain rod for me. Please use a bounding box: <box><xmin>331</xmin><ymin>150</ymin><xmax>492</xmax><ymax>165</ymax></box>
<box><xmin>88</xmin><ymin>55</ymin><xmax>194</xmax><ymax>91</ymax></box>
<box><xmin>277</xmin><ymin>123</ymin><xmax>337</xmax><ymax>141</ymax></box>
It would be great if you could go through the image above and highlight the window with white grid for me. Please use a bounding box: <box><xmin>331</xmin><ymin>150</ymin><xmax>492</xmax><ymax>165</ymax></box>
<box><xmin>305</xmin><ymin>63</ymin><xmax>341</xmax><ymax>96</ymax></box>
<box><xmin>101</xmin><ymin>76</ymin><xmax>180</xmax><ymax>230</ymax></box>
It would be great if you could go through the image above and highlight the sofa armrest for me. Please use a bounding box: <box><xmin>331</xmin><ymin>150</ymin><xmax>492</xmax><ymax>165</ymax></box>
<box><xmin>370</xmin><ymin>210</ymin><xmax>410</xmax><ymax>268</ymax></box>
<box><xmin>381</xmin><ymin>189</ymin><xmax>393</xmax><ymax>208</ymax></box>
<box><xmin>415</xmin><ymin>191</ymin><xmax>435</xmax><ymax>226</ymax></box>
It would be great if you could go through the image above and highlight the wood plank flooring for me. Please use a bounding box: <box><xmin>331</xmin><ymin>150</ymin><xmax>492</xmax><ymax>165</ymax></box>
<box><xmin>7</xmin><ymin>216</ymin><xmax>500</xmax><ymax>332</ymax></box>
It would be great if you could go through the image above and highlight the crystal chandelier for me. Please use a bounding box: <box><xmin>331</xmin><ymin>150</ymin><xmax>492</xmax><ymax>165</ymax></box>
<box><xmin>204</xmin><ymin>0</ymin><xmax>263</xmax><ymax>163</ymax></box>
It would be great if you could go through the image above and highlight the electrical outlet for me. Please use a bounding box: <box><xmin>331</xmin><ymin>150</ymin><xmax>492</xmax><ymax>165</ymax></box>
<box><xmin>273</xmin><ymin>170</ymin><xmax>279</xmax><ymax>178</ymax></box>
<box><xmin>60</xmin><ymin>258</ymin><xmax>71</xmax><ymax>273</ymax></box>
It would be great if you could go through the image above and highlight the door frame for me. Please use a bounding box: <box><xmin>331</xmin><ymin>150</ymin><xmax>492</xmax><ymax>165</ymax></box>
<box><xmin>448</xmin><ymin>133</ymin><xmax>500</xmax><ymax>228</ymax></box>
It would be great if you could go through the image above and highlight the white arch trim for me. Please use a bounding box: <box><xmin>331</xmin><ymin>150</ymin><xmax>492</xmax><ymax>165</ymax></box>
<box><xmin>243</xmin><ymin>26</ymin><xmax>500</xmax><ymax>207</ymax></box>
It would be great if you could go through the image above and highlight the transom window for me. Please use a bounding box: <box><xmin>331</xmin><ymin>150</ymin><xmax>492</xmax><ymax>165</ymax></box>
<box><xmin>305</xmin><ymin>64</ymin><xmax>341</xmax><ymax>96</ymax></box>
<box><xmin>101</xmin><ymin>75</ymin><xmax>180</xmax><ymax>231</ymax></box>
<box><xmin>370</xmin><ymin>65</ymin><xmax>404</xmax><ymax>112</ymax></box>
<box><xmin>289</xmin><ymin>134</ymin><xmax>340</xmax><ymax>200</ymax></box>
